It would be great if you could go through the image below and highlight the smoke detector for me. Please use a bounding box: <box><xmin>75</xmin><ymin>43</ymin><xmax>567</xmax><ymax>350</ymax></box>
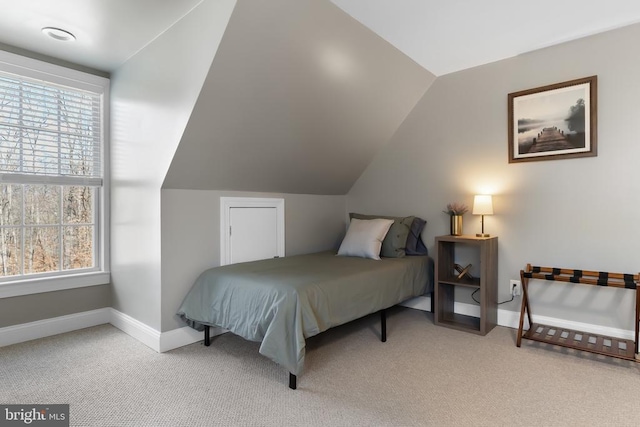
<box><xmin>42</xmin><ymin>27</ymin><xmax>76</xmax><ymax>42</ymax></box>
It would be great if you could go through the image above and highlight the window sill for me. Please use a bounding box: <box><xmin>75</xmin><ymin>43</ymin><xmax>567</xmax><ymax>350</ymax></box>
<box><xmin>0</xmin><ymin>271</ymin><xmax>110</xmax><ymax>298</ymax></box>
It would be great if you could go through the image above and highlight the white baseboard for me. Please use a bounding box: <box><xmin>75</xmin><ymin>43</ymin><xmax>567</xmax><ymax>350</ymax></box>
<box><xmin>413</xmin><ymin>301</ymin><xmax>636</xmax><ymax>341</ymax></box>
<box><xmin>108</xmin><ymin>308</ymin><xmax>162</xmax><ymax>352</ymax></box>
<box><xmin>108</xmin><ymin>309</ymin><xmax>226</xmax><ymax>353</ymax></box>
<box><xmin>1</xmin><ymin>302</ymin><xmax>634</xmax><ymax>353</ymax></box>
<box><xmin>400</xmin><ymin>295</ymin><xmax>432</xmax><ymax>311</ymax></box>
<box><xmin>159</xmin><ymin>326</ymin><xmax>203</xmax><ymax>352</ymax></box>
<box><xmin>0</xmin><ymin>307</ymin><xmax>216</xmax><ymax>352</ymax></box>
<box><xmin>509</xmin><ymin>310</ymin><xmax>636</xmax><ymax>340</ymax></box>
<box><xmin>158</xmin><ymin>325</ymin><xmax>225</xmax><ymax>352</ymax></box>
<box><xmin>0</xmin><ymin>308</ymin><xmax>110</xmax><ymax>348</ymax></box>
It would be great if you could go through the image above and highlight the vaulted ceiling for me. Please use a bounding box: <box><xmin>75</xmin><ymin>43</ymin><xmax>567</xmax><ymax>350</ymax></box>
<box><xmin>330</xmin><ymin>0</ymin><xmax>640</xmax><ymax>76</ymax></box>
<box><xmin>161</xmin><ymin>0</ymin><xmax>434</xmax><ymax>194</ymax></box>
<box><xmin>2</xmin><ymin>0</ymin><xmax>640</xmax><ymax>195</ymax></box>
<box><xmin>0</xmin><ymin>0</ymin><xmax>203</xmax><ymax>72</ymax></box>
<box><xmin>1</xmin><ymin>0</ymin><xmax>639</xmax><ymax>75</ymax></box>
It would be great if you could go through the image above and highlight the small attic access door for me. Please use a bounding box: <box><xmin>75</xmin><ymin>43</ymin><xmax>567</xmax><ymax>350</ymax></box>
<box><xmin>220</xmin><ymin>197</ymin><xmax>285</xmax><ymax>266</ymax></box>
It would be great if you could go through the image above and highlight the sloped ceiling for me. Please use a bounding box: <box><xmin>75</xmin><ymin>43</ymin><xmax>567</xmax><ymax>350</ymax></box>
<box><xmin>330</xmin><ymin>0</ymin><xmax>640</xmax><ymax>76</ymax></box>
<box><xmin>161</xmin><ymin>0</ymin><xmax>435</xmax><ymax>195</ymax></box>
<box><xmin>2</xmin><ymin>1</ymin><xmax>640</xmax><ymax>76</ymax></box>
<box><xmin>0</xmin><ymin>0</ymin><xmax>204</xmax><ymax>72</ymax></box>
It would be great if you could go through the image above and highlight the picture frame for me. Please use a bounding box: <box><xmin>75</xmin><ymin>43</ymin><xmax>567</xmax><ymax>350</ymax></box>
<box><xmin>508</xmin><ymin>76</ymin><xmax>597</xmax><ymax>163</ymax></box>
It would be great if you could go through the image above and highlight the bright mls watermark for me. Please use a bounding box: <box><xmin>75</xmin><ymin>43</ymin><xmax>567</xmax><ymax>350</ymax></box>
<box><xmin>0</xmin><ymin>405</ymin><xmax>68</xmax><ymax>426</ymax></box>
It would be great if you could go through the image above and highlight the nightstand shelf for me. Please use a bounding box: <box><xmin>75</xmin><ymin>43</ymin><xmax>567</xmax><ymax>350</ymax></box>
<box><xmin>437</xmin><ymin>276</ymin><xmax>481</xmax><ymax>288</ymax></box>
<box><xmin>437</xmin><ymin>312</ymin><xmax>481</xmax><ymax>332</ymax></box>
<box><xmin>434</xmin><ymin>235</ymin><xmax>498</xmax><ymax>335</ymax></box>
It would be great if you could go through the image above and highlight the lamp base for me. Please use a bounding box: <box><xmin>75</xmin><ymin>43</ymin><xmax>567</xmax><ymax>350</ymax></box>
<box><xmin>476</xmin><ymin>233</ymin><xmax>490</xmax><ymax>238</ymax></box>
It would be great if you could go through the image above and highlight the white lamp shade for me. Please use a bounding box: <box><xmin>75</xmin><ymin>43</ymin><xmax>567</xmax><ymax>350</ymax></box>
<box><xmin>472</xmin><ymin>195</ymin><xmax>493</xmax><ymax>215</ymax></box>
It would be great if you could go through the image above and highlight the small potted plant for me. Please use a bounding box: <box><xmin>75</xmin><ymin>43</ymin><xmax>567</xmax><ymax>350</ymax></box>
<box><xmin>443</xmin><ymin>202</ymin><xmax>468</xmax><ymax>236</ymax></box>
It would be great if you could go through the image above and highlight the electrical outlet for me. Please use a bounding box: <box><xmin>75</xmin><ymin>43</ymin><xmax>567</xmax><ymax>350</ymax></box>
<box><xmin>510</xmin><ymin>279</ymin><xmax>521</xmax><ymax>296</ymax></box>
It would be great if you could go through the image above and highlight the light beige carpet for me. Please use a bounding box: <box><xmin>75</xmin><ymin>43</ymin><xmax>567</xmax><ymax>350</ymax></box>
<box><xmin>1</xmin><ymin>307</ymin><xmax>639</xmax><ymax>426</ymax></box>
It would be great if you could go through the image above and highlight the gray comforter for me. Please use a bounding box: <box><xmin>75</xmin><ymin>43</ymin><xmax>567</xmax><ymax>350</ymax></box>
<box><xmin>177</xmin><ymin>251</ymin><xmax>433</xmax><ymax>375</ymax></box>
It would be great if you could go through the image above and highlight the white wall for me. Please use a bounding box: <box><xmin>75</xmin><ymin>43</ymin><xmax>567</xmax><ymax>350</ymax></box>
<box><xmin>160</xmin><ymin>189</ymin><xmax>346</xmax><ymax>331</ymax></box>
<box><xmin>110</xmin><ymin>0</ymin><xmax>236</xmax><ymax>329</ymax></box>
<box><xmin>348</xmin><ymin>23</ymin><xmax>640</xmax><ymax>331</ymax></box>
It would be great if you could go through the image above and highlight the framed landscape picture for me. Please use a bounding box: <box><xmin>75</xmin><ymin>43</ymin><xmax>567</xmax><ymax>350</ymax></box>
<box><xmin>508</xmin><ymin>76</ymin><xmax>597</xmax><ymax>163</ymax></box>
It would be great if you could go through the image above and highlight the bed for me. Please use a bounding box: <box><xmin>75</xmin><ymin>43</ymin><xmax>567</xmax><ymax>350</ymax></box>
<box><xmin>177</xmin><ymin>250</ymin><xmax>433</xmax><ymax>389</ymax></box>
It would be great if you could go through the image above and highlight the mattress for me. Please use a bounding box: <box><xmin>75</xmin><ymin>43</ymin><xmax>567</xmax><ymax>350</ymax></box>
<box><xmin>177</xmin><ymin>251</ymin><xmax>433</xmax><ymax>375</ymax></box>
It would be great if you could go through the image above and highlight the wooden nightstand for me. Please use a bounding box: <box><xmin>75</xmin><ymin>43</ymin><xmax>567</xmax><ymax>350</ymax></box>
<box><xmin>434</xmin><ymin>235</ymin><xmax>498</xmax><ymax>335</ymax></box>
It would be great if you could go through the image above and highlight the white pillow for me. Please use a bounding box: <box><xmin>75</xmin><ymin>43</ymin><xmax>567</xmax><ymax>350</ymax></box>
<box><xmin>337</xmin><ymin>218</ymin><xmax>394</xmax><ymax>260</ymax></box>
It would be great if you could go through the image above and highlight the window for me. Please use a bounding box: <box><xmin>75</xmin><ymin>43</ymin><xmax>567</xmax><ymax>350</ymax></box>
<box><xmin>0</xmin><ymin>51</ymin><xmax>109</xmax><ymax>296</ymax></box>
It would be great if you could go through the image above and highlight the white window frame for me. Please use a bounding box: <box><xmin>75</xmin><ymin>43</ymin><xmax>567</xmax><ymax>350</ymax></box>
<box><xmin>0</xmin><ymin>50</ymin><xmax>110</xmax><ymax>298</ymax></box>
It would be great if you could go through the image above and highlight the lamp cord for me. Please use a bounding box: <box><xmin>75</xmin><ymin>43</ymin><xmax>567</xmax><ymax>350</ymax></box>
<box><xmin>471</xmin><ymin>288</ymin><xmax>514</xmax><ymax>305</ymax></box>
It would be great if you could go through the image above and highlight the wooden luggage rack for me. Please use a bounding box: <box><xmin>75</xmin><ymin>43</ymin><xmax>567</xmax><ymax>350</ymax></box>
<box><xmin>517</xmin><ymin>264</ymin><xmax>640</xmax><ymax>362</ymax></box>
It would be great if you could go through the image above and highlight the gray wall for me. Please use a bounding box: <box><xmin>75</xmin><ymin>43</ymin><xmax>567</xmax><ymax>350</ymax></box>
<box><xmin>109</xmin><ymin>0</ymin><xmax>236</xmax><ymax>330</ymax></box>
<box><xmin>163</xmin><ymin>0</ymin><xmax>435</xmax><ymax>195</ymax></box>
<box><xmin>0</xmin><ymin>285</ymin><xmax>110</xmax><ymax>328</ymax></box>
<box><xmin>160</xmin><ymin>189</ymin><xmax>346</xmax><ymax>331</ymax></box>
<box><xmin>347</xmin><ymin>23</ymin><xmax>640</xmax><ymax>330</ymax></box>
<box><xmin>162</xmin><ymin>190</ymin><xmax>346</xmax><ymax>332</ymax></box>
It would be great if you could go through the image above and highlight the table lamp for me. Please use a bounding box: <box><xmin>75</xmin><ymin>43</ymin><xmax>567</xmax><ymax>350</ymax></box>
<box><xmin>472</xmin><ymin>195</ymin><xmax>493</xmax><ymax>237</ymax></box>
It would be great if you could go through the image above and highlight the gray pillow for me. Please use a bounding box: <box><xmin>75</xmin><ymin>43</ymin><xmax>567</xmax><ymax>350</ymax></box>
<box><xmin>406</xmin><ymin>217</ymin><xmax>428</xmax><ymax>256</ymax></box>
<box><xmin>349</xmin><ymin>213</ymin><xmax>414</xmax><ymax>258</ymax></box>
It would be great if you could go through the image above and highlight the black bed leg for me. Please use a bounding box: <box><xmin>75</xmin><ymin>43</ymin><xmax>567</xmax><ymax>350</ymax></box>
<box><xmin>204</xmin><ymin>325</ymin><xmax>210</xmax><ymax>347</ymax></box>
<box><xmin>431</xmin><ymin>291</ymin><xmax>435</xmax><ymax>313</ymax></box>
<box><xmin>381</xmin><ymin>309</ymin><xmax>387</xmax><ymax>342</ymax></box>
<box><xmin>289</xmin><ymin>373</ymin><xmax>297</xmax><ymax>390</ymax></box>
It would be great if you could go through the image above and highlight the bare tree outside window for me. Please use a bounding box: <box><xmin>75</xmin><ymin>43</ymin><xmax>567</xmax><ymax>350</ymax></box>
<box><xmin>0</xmin><ymin>74</ymin><xmax>101</xmax><ymax>278</ymax></box>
